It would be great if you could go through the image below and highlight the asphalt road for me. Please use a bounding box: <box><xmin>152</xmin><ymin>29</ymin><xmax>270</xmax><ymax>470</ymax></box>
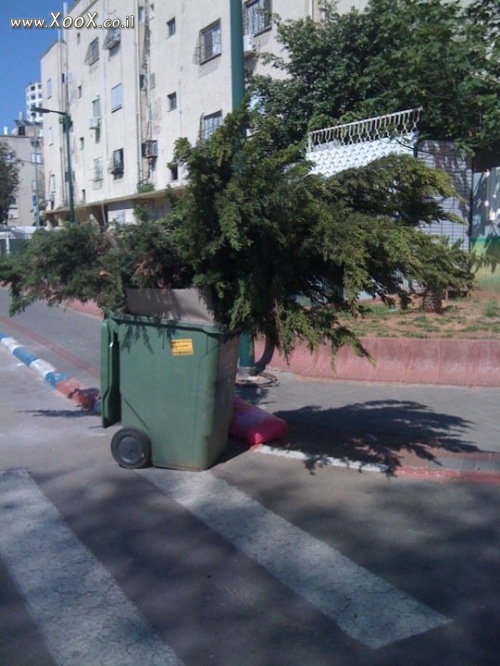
<box><xmin>1</xmin><ymin>287</ymin><xmax>500</xmax><ymax>665</ymax></box>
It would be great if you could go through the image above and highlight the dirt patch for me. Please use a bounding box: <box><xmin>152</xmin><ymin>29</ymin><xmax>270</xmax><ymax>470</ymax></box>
<box><xmin>344</xmin><ymin>290</ymin><xmax>500</xmax><ymax>339</ymax></box>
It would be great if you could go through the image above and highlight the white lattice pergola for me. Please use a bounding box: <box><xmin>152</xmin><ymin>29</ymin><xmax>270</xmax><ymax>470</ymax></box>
<box><xmin>306</xmin><ymin>108</ymin><xmax>421</xmax><ymax>177</ymax></box>
<box><xmin>306</xmin><ymin>107</ymin><xmax>471</xmax><ymax>257</ymax></box>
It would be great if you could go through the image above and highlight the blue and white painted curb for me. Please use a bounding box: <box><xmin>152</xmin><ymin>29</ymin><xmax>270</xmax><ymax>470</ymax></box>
<box><xmin>0</xmin><ymin>331</ymin><xmax>100</xmax><ymax>412</ymax></box>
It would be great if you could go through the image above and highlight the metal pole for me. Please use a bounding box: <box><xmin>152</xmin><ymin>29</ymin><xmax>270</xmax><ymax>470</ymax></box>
<box><xmin>32</xmin><ymin>132</ymin><xmax>40</xmax><ymax>229</ymax></box>
<box><xmin>230</xmin><ymin>0</ymin><xmax>256</xmax><ymax>372</ymax></box>
<box><xmin>63</xmin><ymin>114</ymin><xmax>75</xmax><ymax>226</ymax></box>
<box><xmin>229</xmin><ymin>0</ymin><xmax>245</xmax><ymax>111</ymax></box>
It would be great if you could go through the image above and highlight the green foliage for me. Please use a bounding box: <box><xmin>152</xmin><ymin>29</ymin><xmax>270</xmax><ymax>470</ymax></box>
<box><xmin>0</xmin><ymin>225</ymin><xmax>113</xmax><ymax>314</ymax></box>
<box><xmin>0</xmin><ymin>221</ymin><xmax>191</xmax><ymax>316</ymax></box>
<box><xmin>483</xmin><ymin>299</ymin><xmax>499</xmax><ymax>318</ymax></box>
<box><xmin>0</xmin><ymin>108</ymin><xmax>474</xmax><ymax>357</ymax></box>
<box><xmin>137</xmin><ymin>182</ymin><xmax>155</xmax><ymax>193</ymax></box>
<box><xmin>0</xmin><ymin>141</ymin><xmax>21</xmax><ymax>223</ymax></box>
<box><xmin>251</xmin><ymin>0</ymin><xmax>500</xmax><ymax>151</ymax></box>
<box><xmin>165</xmin><ymin>108</ymin><xmax>472</xmax><ymax>355</ymax></box>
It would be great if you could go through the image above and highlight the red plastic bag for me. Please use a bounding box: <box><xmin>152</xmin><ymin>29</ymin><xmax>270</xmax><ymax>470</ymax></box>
<box><xmin>229</xmin><ymin>398</ymin><xmax>288</xmax><ymax>446</ymax></box>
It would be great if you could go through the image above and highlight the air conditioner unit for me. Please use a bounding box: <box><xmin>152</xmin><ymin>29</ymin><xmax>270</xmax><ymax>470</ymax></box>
<box><xmin>243</xmin><ymin>34</ymin><xmax>254</xmax><ymax>56</ymax></box>
<box><xmin>143</xmin><ymin>140</ymin><xmax>158</xmax><ymax>158</ymax></box>
<box><xmin>89</xmin><ymin>116</ymin><xmax>100</xmax><ymax>130</ymax></box>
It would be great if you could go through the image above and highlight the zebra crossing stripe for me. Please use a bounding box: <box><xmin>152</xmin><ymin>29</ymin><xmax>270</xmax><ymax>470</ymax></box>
<box><xmin>0</xmin><ymin>469</ymin><xmax>184</xmax><ymax>666</ymax></box>
<box><xmin>139</xmin><ymin>467</ymin><xmax>450</xmax><ymax>650</ymax></box>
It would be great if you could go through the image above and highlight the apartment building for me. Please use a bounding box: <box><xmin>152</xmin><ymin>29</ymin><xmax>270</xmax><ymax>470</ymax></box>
<box><xmin>25</xmin><ymin>82</ymin><xmax>44</xmax><ymax>123</ymax></box>
<box><xmin>2</xmin><ymin>120</ymin><xmax>44</xmax><ymax>228</ymax></box>
<box><xmin>40</xmin><ymin>0</ymin><xmax>327</xmax><ymax>227</ymax></box>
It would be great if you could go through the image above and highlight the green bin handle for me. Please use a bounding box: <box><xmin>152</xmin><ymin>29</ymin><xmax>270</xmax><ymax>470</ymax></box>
<box><xmin>100</xmin><ymin>319</ymin><xmax>121</xmax><ymax>427</ymax></box>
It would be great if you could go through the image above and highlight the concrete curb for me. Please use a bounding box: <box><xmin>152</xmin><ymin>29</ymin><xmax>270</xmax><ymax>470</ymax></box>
<box><xmin>256</xmin><ymin>336</ymin><xmax>500</xmax><ymax>387</ymax></box>
<box><xmin>0</xmin><ymin>332</ymin><xmax>100</xmax><ymax>411</ymax></box>
<box><xmin>65</xmin><ymin>300</ymin><xmax>500</xmax><ymax>387</ymax></box>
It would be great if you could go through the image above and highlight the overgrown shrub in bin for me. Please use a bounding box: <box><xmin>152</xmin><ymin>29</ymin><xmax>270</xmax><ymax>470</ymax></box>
<box><xmin>0</xmin><ymin>106</ymin><xmax>474</xmax><ymax>360</ymax></box>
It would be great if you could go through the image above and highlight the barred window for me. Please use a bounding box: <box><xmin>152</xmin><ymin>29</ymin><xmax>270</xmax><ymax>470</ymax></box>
<box><xmin>244</xmin><ymin>0</ymin><xmax>271</xmax><ymax>36</ymax></box>
<box><xmin>85</xmin><ymin>38</ymin><xmax>99</xmax><ymax>65</ymax></box>
<box><xmin>200</xmin><ymin>20</ymin><xmax>221</xmax><ymax>63</ymax></box>
<box><xmin>201</xmin><ymin>111</ymin><xmax>222</xmax><ymax>140</ymax></box>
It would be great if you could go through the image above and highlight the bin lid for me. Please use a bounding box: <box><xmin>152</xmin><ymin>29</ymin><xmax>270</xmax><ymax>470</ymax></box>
<box><xmin>125</xmin><ymin>288</ymin><xmax>214</xmax><ymax>324</ymax></box>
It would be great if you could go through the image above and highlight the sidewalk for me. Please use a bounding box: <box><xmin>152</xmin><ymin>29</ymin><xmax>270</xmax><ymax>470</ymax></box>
<box><xmin>1</xmin><ymin>296</ymin><xmax>500</xmax><ymax>484</ymax></box>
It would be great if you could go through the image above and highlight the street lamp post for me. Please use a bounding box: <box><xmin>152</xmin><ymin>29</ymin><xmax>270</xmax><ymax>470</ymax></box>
<box><xmin>32</xmin><ymin>106</ymin><xmax>75</xmax><ymax>226</ymax></box>
<box><xmin>229</xmin><ymin>0</ymin><xmax>256</xmax><ymax>373</ymax></box>
<box><xmin>30</xmin><ymin>119</ymin><xmax>41</xmax><ymax>229</ymax></box>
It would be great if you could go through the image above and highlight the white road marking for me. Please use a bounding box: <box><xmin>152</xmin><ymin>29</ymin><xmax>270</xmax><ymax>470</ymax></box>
<box><xmin>140</xmin><ymin>467</ymin><xmax>449</xmax><ymax>650</ymax></box>
<box><xmin>0</xmin><ymin>469</ymin><xmax>184</xmax><ymax>666</ymax></box>
<box><xmin>256</xmin><ymin>443</ymin><xmax>389</xmax><ymax>473</ymax></box>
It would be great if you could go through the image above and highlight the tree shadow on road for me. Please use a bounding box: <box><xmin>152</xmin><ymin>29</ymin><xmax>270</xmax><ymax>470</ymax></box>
<box><xmin>17</xmin><ymin>408</ymin><xmax>98</xmax><ymax>419</ymax></box>
<box><xmin>238</xmin><ymin>389</ymin><xmax>478</xmax><ymax>475</ymax></box>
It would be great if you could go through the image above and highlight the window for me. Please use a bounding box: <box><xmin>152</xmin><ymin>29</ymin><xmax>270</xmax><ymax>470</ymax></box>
<box><xmin>31</xmin><ymin>153</ymin><xmax>42</xmax><ymax>164</ymax></box>
<box><xmin>244</xmin><ymin>0</ymin><xmax>271</xmax><ymax>36</ymax></box>
<box><xmin>200</xmin><ymin>20</ymin><xmax>221</xmax><ymax>63</ymax></box>
<box><xmin>92</xmin><ymin>96</ymin><xmax>101</xmax><ymax>117</ymax></box>
<box><xmin>111</xmin><ymin>83</ymin><xmax>122</xmax><ymax>111</ymax></box>
<box><xmin>103</xmin><ymin>27</ymin><xmax>121</xmax><ymax>50</ymax></box>
<box><xmin>201</xmin><ymin>110</ymin><xmax>222</xmax><ymax>140</ymax></box>
<box><xmin>142</xmin><ymin>140</ymin><xmax>158</xmax><ymax>158</ymax></box>
<box><xmin>111</xmin><ymin>149</ymin><xmax>124</xmax><ymax>177</ymax></box>
<box><xmin>79</xmin><ymin>137</ymin><xmax>84</xmax><ymax>150</ymax></box>
<box><xmin>169</xmin><ymin>164</ymin><xmax>178</xmax><ymax>181</ymax></box>
<box><xmin>91</xmin><ymin>97</ymin><xmax>101</xmax><ymax>142</ymax></box>
<box><xmin>85</xmin><ymin>38</ymin><xmax>99</xmax><ymax>65</ymax></box>
<box><xmin>48</xmin><ymin>126</ymin><xmax>54</xmax><ymax>145</ymax></box>
<box><xmin>93</xmin><ymin>157</ymin><xmax>103</xmax><ymax>181</ymax></box>
<box><xmin>167</xmin><ymin>17</ymin><xmax>176</xmax><ymax>37</ymax></box>
<box><xmin>168</xmin><ymin>92</ymin><xmax>177</xmax><ymax>111</ymax></box>
<box><xmin>77</xmin><ymin>85</ymin><xmax>82</xmax><ymax>98</ymax></box>
<box><xmin>150</xmin><ymin>73</ymin><xmax>156</xmax><ymax>89</ymax></box>
<box><xmin>47</xmin><ymin>78</ymin><xmax>53</xmax><ymax>99</ymax></box>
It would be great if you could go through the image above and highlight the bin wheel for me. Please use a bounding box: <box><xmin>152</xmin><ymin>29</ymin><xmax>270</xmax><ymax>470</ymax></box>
<box><xmin>111</xmin><ymin>428</ymin><xmax>151</xmax><ymax>469</ymax></box>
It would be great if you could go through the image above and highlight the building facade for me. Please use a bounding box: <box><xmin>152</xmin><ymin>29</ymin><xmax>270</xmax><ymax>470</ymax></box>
<box><xmin>2</xmin><ymin>120</ymin><xmax>44</xmax><ymax>229</ymax></box>
<box><xmin>40</xmin><ymin>0</ymin><xmax>328</xmax><ymax>227</ymax></box>
<box><xmin>25</xmin><ymin>82</ymin><xmax>44</xmax><ymax>122</ymax></box>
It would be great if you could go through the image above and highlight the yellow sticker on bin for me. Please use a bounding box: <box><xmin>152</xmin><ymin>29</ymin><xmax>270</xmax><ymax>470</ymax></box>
<box><xmin>171</xmin><ymin>339</ymin><xmax>194</xmax><ymax>356</ymax></box>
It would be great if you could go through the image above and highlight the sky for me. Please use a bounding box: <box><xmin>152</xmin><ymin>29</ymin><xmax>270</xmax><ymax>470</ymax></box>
<box><xmin>0</xmin><ymin>1</ymin><xmax>66</xmax><ymax>132</ymax></box>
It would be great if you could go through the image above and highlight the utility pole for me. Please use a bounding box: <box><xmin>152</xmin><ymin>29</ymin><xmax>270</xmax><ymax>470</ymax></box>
<box><xmin>229</xmin><ymin>0</ymin><xmax>256</xmax><ymax>373</ymax></box>
<box><xmin>31</xmin><ymin>114</ymin><xmax>41</xmax><ymax>229</ymax></box>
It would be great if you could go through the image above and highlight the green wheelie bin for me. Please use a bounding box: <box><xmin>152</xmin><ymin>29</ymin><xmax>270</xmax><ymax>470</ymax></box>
<box><xmin>100</xmin><ymin>313</ymin><xmax>239</xmax><ymax>471</ymax></box>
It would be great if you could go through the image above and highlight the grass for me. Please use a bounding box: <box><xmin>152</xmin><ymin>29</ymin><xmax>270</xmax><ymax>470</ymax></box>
<box><xmin>342</xmin><ymin>292</ymin><xmax>500</xmax><ymax>339</ymax></box>
<box><xmin>483</xmin><ymin>299</ymin><xmax>500</xmax><ymax>318</ymax></box>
